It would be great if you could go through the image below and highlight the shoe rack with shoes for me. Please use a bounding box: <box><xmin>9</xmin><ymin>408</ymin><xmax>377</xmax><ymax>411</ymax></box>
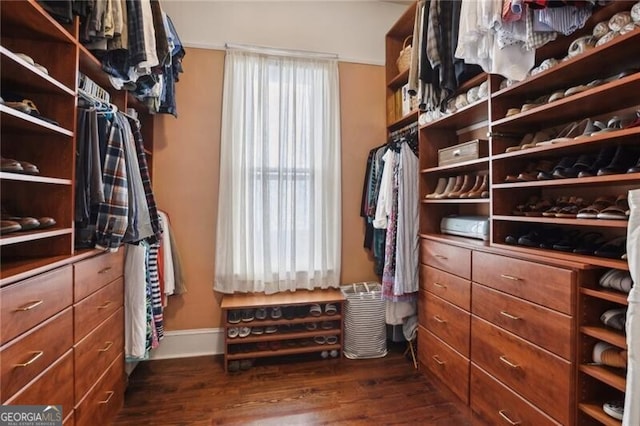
<box><xmin>220</xmin><ymin>290</ymin><xmax>345</xmax><ymax>372</ymax></box>
<box><xmin>576</xmin><ymin>267</ymin><xmax>632</xmax><ymax>425</ymax></box>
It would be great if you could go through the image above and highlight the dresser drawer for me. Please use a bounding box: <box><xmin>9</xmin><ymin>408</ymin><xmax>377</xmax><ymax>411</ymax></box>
<box><xmin>470</xmin><ymin>364</ymin><xmax>561</xmax><ymax>426</ymax></box>
<box><xmin>420</xmin><ymin>264</ymin><xmax>470</xmax><ymax>310</ymax></box>
<box><xmin>5</xmin><ymin>349</ymin><xmax>74</xmax><ymax>419</ymax></box>
<box><xmin>420</xmin><ymin>239</ymin><xmax>471</xmax><ymax>279</ymax></box>
<box><xmin>418</xmin><ymin>326</ymin><xmax>469</xmax><ymax>404</ymax></box>
<box><xmin>74</xmin><ymin>277</ymin><xmax>123</xmax><ymax>342</ymax></box>
<box><xmin>1</xmin><ymin>307</ymin><xmax>73</xmax><ymax>402</ymax></box>
<box><xmin>471</xmin><ymin>251</ymin><xmax>574</xmax><ymax>315</ymax></box>
<box><xmin>1</xmin><ymin>266</ymin><xmax>72</xmax><ymax>345</ymax></box>
<box><xmin>472</xmin><ymin>283</ymin><xmax>572</xmax><ymax>360</ymax></box>
<box><xmin>64</xmin><ymin>411</ymin><xmax>74</xmax><ymax>425</ymax></box>
<box><xmin>75</xmin><ymin>308</ymin><xmax>123</xmax><ymax>404</ymax></box>
<box><xmin>419</xmin><ymin>291</ymin><xmax>470</xmax><ymax>357</ymax></box>
<box><xmin>75</xmin><ymin>354</ymin><xmax>125</xmax><ymax>426</ymax></box>
<box><xmin>471</xmin><ymin>316</ymin><xmax>572</xmax><ymax>425</ymax></box>
<box><xmin>74</xmin><ymin>249</ymin><xmax>124</xmax><ymax>302</ymax></box>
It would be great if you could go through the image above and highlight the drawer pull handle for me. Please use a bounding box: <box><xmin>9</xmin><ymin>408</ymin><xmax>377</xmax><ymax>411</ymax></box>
<box><xmin>452</xmin><ymin>149</ymin><xmax>461</xmax><ymax>157</ymax></box>
<box><xmin>432</xmin><ymin>355</ymin><xmax>445</xmax><ymax>365</ymax></box>
<box><xmin>498</xmin><ymin>410</ymin><xmax>521</xmax><ymax>425</ymax></box>
<box><xmin>98</xmin><ymin>266</ymin><xmax>112</xmax><ymax>274</ymax></box>
<box><xmin>98</xmin><ymin>341</ymin><xmax>114</xmax><ymax>352</ymax></box>
<box><xmin>434</xmin><ymin>254</ymin><xmax>448</xmax><ymax>260</ymax></box>
<box><xmin>97</xmin><ymin>301</ymin><xmax>113</xmax><ymax>310</ymax></box>
<box><xmin>433</xmin><ymin>315</ymin><xmax>447</xmax><ymax>324</ymax></box>
<box><xmin>98</xmin><ymin>391</ymin><xmax>115</xmax><ymax>405</ymax></box>
<box><xmin>500</xmin><ymin>311</ymin><xmax>520</xmax><ymax>320</ymax></box>
<box><xmin>433</xmin><ymin>282</ymin><xmax>446</xmax><ymax>289</ymax></box>
<box><xmin>15</xmin><ymin>300</ymin><xmax>44</xmax><ymax>311</ymax></box>
<box><xmin>500</xmin><ymin>274</ymin><xmax>521</xmax><ymax>281</ymax></box>
<box><xmin>15</xmin><ymin>351</ymin><xmax>44</xmax><ymax>367</ymax></box>
<box><xmin>499</xmin><ymin>355</ymin><xmax>519</xmax><ymax>369</ymax></box>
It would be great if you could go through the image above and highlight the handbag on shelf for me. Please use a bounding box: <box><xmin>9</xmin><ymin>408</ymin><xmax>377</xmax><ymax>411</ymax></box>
<box><xmin>396</xmin><ymin>35</ymin><xmax>412</xmax><ymax>74</ymax></box>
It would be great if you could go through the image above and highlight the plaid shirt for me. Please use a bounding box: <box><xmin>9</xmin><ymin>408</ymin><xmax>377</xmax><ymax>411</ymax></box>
<box><xmin>524</xmin><ymin>5</ymin><xmax>558</xmax><ymax>50</ymax></box>
<box><xmin>95</xmin><ymin>118</ymin><xmax>129</xmax><ymax>251</ymax></box>
<box><xmin>126</xmin><ymin>0</ymin><xmax>147</xmax><ymax>65</ymax></box>
<box><xmin>127</xmin><ymin>116</ymin><xmax>163</xmax><ymax>243</ymax></box>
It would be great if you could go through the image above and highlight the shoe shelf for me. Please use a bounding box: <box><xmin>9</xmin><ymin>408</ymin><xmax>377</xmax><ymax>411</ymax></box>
<box><xmin>579</xmin><ymin>402</ymin><xmax>622</xmax><ymax>426</ymax></box>
<box><xmin>227</xmin><ymin>328</ymin><xmax>341</xmax><ymax>345</ymax></box>
<box><xmin>0</xmin><ymin>105</ymin><xmax>73</xmax><ymax>136</ymax></box>
<box><xmin>422</xmin><ymin>157</ymin><xmax>489</xmax><ymax>174</ymax></box>
<box><xmin>492</xmin><ymin>173</ymin><xmax>640</xmax><ymax>190</ymax></box>
<box><xmin>420</xmin><ymin>98</ymin><xmax>489</xmax><ymax>131</ymax></box>
<box><xmin>492</xmin><ymin>216</ymin><xmax>629</xmax><ymax>229</ymax></box>
<box><xmin>0</xmin><ymin>172</ymin><xmax>72</xmax><ymax>186</ymax></box>
<box><xmin>1</xmin><ymin>46</ymin><xmax>75</xmax><ymax>96</ymax></box>
<box><xmin>492</xmin><ymin>72</ymin><xmax>640</xmax><ymax>132</ymax></box>
<box><xmin>227</xmin><ymin>314</ymin><xmax>342</xmax><ymax>329</ymax></box>
<box><xmin>580</xmin><ymin>364</ymin><xmax>626</xmax><ymax>393</ymax></box>
<box><xmin>227</xmin><ymin>343</ymin><xmax>342</xmax><ymax>361</ymax></box>
<box><xmin>492</xmin><ymin>30</ymin><xmax>640</xmax><ymax>104</ymax></box>
<box><xmin>0</xmin><ymin>228</ymin><xmax>72</xmax><ymax>246</ymax></box>
<box><xmin>388</xmin><ymin>69</ymin><xmax>409</xmax><ymax>90</ymax></box>
<box><xmin>421</xmin><ymin>199</ymin><xmax>489</xmax><ymax>205</ymax></box>
<box><xmin>580</xmin><ymin>288</ymin><xmax>628</xmax><ymax>306</ymax></box>
<box><xmin>580</xmin><ymin>326</ymin><xmax>626</xmax><ymax>350</ymax></box>
<box><xmin>388</xmin><ymin>110</ymin><xmax>419</xmax><ymax>131</ymax></box>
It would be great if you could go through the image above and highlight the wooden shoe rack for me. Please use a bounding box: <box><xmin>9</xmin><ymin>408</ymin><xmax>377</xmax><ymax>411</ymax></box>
<box><xmin>385</xmin><ymin>1</ymin><xmax>639</xmax><ymax>425</ymax></box>
<box><xmin>220</xmin><ymin>289</ymin><xmax>345</xmax><ymax>372</ymax></box>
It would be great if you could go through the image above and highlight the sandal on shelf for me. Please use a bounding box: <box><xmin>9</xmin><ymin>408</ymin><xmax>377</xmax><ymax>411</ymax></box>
<box><xmin>525</xmin><ymin>198</ymin><xmax>553</xmax><ymax>217</ymax></box>
<box><xmin>542</xmin><ymin>196</ymin><xmax>570</xmax><ymax>217</ymax></box>
<box><xmin>577</xmin><ymin>196</ymin><xmax>615</xmax><ymax>219</ymax></box>
<box><xmin>513</xmin><ymin>195</ymin><xmax>539</xmax><ymax>216</ymax></box>
<box><xmin>597</xmin><ymin>195</ymin><xmax>629</xmax><ymax>220</ymax></box>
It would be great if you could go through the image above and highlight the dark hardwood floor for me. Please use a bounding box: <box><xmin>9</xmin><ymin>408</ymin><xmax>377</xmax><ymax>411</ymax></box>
<box><xmin>113</xmin><ymin>343</ymin><xmax>486</xmax><ymax>425</ymax></box>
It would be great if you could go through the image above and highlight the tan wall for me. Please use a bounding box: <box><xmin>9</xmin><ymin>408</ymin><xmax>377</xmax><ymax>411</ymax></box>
<box><xmin>153</xmin><ymin>47</ymin><xmax>385</xmax><ymax>331</ymax></box>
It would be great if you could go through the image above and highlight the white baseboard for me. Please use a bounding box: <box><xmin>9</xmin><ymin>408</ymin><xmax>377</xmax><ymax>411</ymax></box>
<box><xmin>148</xmin><ymin>328</ymin><xmax>224</xmax><ymax>360</ymax></box>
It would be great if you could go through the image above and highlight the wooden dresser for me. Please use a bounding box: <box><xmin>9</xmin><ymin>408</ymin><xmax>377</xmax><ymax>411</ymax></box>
<box><xmin>1</xmin><ymin>250</ymin><xmax>125</xmax><ymax>425</ymax></box>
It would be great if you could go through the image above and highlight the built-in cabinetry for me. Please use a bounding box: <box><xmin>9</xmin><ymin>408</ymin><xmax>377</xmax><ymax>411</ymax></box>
<box><xmin>1</xmin><ymin>1</ymin><xmax>154</xmax><ymax>423</ymax></box>
<box><xmin>385</xmin><ymin>1</ymin><xmax>638</xmax><ymax>425</ymax></box>
<box><xmin>221</xmin><ymin>290</ymin><xmax>345</xmax><ymax>372</ymax></box>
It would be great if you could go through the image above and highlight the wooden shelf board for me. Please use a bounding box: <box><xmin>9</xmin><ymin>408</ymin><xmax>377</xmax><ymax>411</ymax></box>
<box><xmin>492</xmin><ymin>72</ymin><xmax>640</xmax><ymax>132</ymax></box>
<box><xmin>421</xmin><ymin>198</ymin><xmax>489</xmax><ymax>204</ymax></box>
<box><xmin>0</xmin><ymin>172</ymin><xmax>72</xmax><ymax>185</ymax></box>
<box><xmin>226</xmin><ymin>343</ymin><xmax>341</xmax><ymax>360</ymax></box>
<box><xmin>490</xmin><ymin>243</ymin><xmax>628</xmax><ymax>270</ymax></box>
<box><xmin>580</xmin><ymin>288</ymin><xmax>629</xmax><ymax>306</ymax></box>
<box><xmin>579</xmin><ymin>402</ymin><xmax>622</xmax><ymax>426</ymax></box>
<box><xmin>579</xmin><ymin>364</ymin><xmax>626</xmax><ymax>392</ymax></box>
<box><xmin>225</xmin><ymin>314</ymin><xmax>342</xmax><ymax>328</ymax></box>
<box><xmin>492</xmin><ymin>127</ymin><xmax>640</xmax><ymax>160</ymax></box>
<box><xmin>78</xmin><ymin>44</ymin><xmax>114</xmax><ymax>93</ymax></box>
<box><xmin>0</xmin><ymin>228</ymin><xmax>72</xmax><ymax>247</ymax></box>
<box><xmin>227</xmin><ymin>329</ymin><xmax>341</xmax><ymax>345</ymax></box>
<box><xmin>388</xmin><ymin>68</ymin><xmax>409</xmax><ymax>89</ymax></box>
<box><xmin>0</xmin><ymin>105</ymin><xmax>73</xmax><ymax>136</ymax></box>
<box><xmin>492</xmin><ymin>216</ymin><xmax>629</xmax><ymax>229</ymax></box>
<box><xmin>0</xmin><ymin>46</ymin><xmax>75</xmax><ymax>96</ymax></box>
<box><xmin>493</xmin><ymin>29</ymin><xmax>640</xmax><ymax>102</ymax></box>
<box><xmin>457</xmin><ymin>73</ymin><xmax>488</xmax><ymax>94</ymax></box>
<box><xmin>386</xmin><ymin>1</ymin><xmax>416</xmax><ymax>37</ymax></box>
<box><xmin>221</xmin><ymin>288</ymin><xmax>345</xmax><ymax>309</ymax></box>
<box><xmin>419</xmin><ymin>233</ymin><xmax>489</xmax><ymax>250</ymax></box>
<box><xmin>493</xmin><ymin>172</ymin><xmax>640</xmax><ymax>189</ymax></box>
<box><xmin>388</xmin><ymin>110</ymin><xmax>418</xmax><ymax>131</ymax></box>
<box><xmin>422</xmin><ymin>157</ymin><xmax>489</xmax><ymax>174</ymax></box>
<box><xmin>0</xmin><ymin>0</ymin><xmax>76</xmax><ymax>44</ymax></box>
<box><xmin>420</xmin><ymin>99</ymin><xmax>489</xmax><ymax>130</ymax></box>
<box><xmin>580</xmin><ymin>326</ymin><xmax>627</xmax><ymax>349</ymax></box>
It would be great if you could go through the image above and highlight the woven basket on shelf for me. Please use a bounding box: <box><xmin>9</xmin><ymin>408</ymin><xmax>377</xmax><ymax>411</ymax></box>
<box><xmin>396</xmin><ymin>35</ymin><xmax>412</xmax><ymax>74</ymax></box>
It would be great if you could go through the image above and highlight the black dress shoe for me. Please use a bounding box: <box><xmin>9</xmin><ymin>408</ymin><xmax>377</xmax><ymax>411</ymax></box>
<box><xmin>628</xmin><ymin>151</ymin><xmax>640</xmax><ymax>173</ymax></box>
<box><xmin>553</xmin><ymin>154</ymin><xmax>594</xmax><ymax>178</ymax></box>
<box><xmin>598</xmin><ymin>145</ymin><xmax>639</xmax><ymax>176</ymax></box>
<box><xmin>578</xmin><ymin>145</ymin><xmax>617</xmax><ymax>178</ymax></box>
<box><xmin>539</xmin><ymin>156</ymin><xmax>576</xmax><ymax>180</ymax></box>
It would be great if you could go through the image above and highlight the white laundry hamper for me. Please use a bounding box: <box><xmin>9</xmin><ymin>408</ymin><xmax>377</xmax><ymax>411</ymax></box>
<box><xmin>341</xmin><ymin>282</ymin><xmax>387</xmax><ymax>359</ymax></box>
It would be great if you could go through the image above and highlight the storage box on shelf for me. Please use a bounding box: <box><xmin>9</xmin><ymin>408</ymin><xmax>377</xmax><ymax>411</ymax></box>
<box><xmin>220</xmin><ymin>289</ymin><xmax>345</xmax><ymax>372</ymax></box>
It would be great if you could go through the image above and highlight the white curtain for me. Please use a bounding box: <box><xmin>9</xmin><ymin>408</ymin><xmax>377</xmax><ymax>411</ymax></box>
<box><xmin>214</xmin><ymin>47</ymin><xmax>341</xmax><ymax>294</ymax></box>
<box><xmin>624</xmin><ymin>188</ymin><xmax>639</xmax><ymax>426</ymax></box>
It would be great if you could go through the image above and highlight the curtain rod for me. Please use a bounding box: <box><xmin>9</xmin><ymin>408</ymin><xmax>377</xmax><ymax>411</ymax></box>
<box><xmin>225</xmin><ymin>42</ymin><xmax>338</xmax><ymax>60</ymax></box>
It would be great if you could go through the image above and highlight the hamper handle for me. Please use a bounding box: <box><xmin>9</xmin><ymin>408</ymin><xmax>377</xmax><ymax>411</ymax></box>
<box><xmin>402</xmin><ymin>35</ymin><xmax>412</xmax><ymax>49</ymax></box>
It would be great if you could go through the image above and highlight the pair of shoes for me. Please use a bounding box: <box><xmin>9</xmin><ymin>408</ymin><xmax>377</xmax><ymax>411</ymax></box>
<box><xmin>228</xmin><ymin>326</ymin><xmax>252</xmax><ymax>338</ymax></box>
<box><xmin>270</xmin><ymin>306</ymin><xmax>282</xmax><ymax>319</ymax></box>
<box><xmin>314</xmin><ymin>335</ymin><xmax>338</xmax><ymax>345</ymax></box>
<box><xmin>0</xmin><ymin>213</ymin><xmax>56</xmax><ymax>232</ymax></box>
<box><xmin>593</xmin><ymin>341</ymin><xmax>627</xmax><ymax>368</ymax></box>
<box><xmin>1</xmin><ymin>157</ymin><xmax>40</xmax><ymax>174</ymax></box>
<box><xmin>320</xmin><ymin>349</ymin><xmax>340</xmax><ymax>359</ymax></box>
<box><xmin>14</xmin><ymin>52</ymin><xmax>49</xmax><ymax>75</ymax></box>
<box><xmin>309</xmin><ymin>304</ymin><xmax>322</xmax><ymax>316</ymax></box>
<box><xmin>593</xmin><ymin>236</ymin><xmax>627</xmax><ymax>259</ymax></box>
<box><xmin>601</xmin><ymin>308</ymin><xmax>626</xmax><ymax>331</ymax></box>
<box><xmin>227</xmin><ymin>310</ymin><xmax>241</xmax><ymax>324</ymax></box>
<box><xmin>427</xmin><ymin>175</ymin><xmax>488</xmax><ymax>199</ymax></box>
<box><xmin>2</xmin><ymin>93</ymin><xmax>59</xmax><ymax>126</ymax></box>
<box><xmin>241</xmin><ymin>309</ymin><xmax>255</xmax><ymax>322</ymax></box>
<box><xmin>535</xmin><ymin>119</ymin><xmax>592</xmax><ymax>146</ymax></box>
<box><xmin>324</xmin><ymin>303</ymin><xmax>338</xmax><ymax>315</ymax></box>
<box><xmin>603</xmin><ymin>400</ymin><xmax>624</xmax><ymax>421</ymax></box>
<box><xmin>599</xmin><ymin>269</ymin><xmax>633</xmax><ymax>293</ymax></box>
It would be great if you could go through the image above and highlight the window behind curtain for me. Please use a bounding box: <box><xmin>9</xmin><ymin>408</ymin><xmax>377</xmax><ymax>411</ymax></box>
<box><xmin>214</xmin><ymin>47</ymin><xmax>341</xmax><ymax>294</ymax></box>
